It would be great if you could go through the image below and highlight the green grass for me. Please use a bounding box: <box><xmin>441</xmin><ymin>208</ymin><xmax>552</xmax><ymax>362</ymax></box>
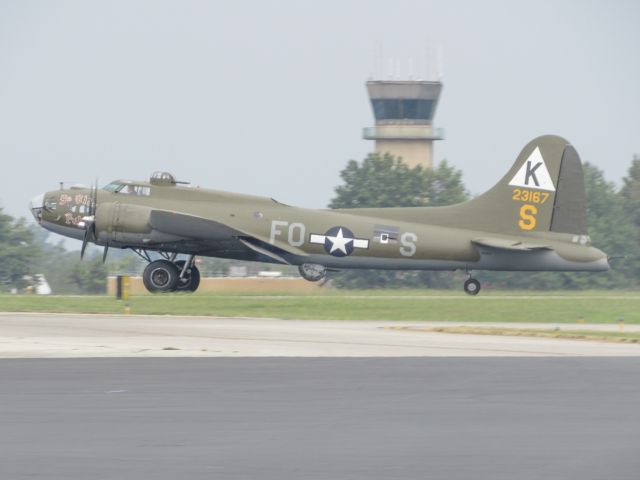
<box><xmin>401</xmin><ymin>326</ymin><xmax>640</xmax><ymax>343</ymax></box>
<box><xmin>1</xmin><ymin>290</ymin><xmax>639</xmax><ymax>323</ymax></box>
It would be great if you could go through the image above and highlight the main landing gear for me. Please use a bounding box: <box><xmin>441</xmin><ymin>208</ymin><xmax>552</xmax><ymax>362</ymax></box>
<box><xmin>135</xmin><ymin>250</ymin><xmax>201</xmax><ymax>294</ymax></box>
<box><xmin>463</xmin><ymin>273</ymin><xmax>481</xmax><ymax>296</ymax></box>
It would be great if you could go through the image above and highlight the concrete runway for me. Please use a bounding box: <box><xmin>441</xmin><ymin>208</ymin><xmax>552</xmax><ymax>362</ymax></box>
<box><xmin>2</xmin><ymin>312</ymin><xmax>640</xmax><ymax>357</ymax></box>
<box><xmin>1</xmin><ymin>358</ymin><xmax>640</xmax><ymax>480</ymax></box>
<box><xmin>2</xmin><ymin>314</ymin><xmax>640</xmax><ymax>479</ymax></box>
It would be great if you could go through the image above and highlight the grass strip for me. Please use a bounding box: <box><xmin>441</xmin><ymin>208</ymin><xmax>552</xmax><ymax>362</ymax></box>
<box><xmin>393</xmin><ymin>326</ymin><xmax>640</xmax><ymax>343</ymax></box>
<box><xmin>0</xmin><ymin>291</ymin><xmax>639</xmax><ymax>323</ymax></box>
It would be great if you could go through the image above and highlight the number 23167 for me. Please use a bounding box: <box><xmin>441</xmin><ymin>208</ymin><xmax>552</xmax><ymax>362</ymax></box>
<box><xmin>512</xmin><ymin>189</ymin><xmax>549</xmax><ymax>204</ymax></box>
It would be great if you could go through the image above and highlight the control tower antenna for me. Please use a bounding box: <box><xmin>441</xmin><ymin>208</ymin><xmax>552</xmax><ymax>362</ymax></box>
<box><xmin>437</xmin><ymin>43</ymin><xmax>444</xmax><ymax>80</ymax></box>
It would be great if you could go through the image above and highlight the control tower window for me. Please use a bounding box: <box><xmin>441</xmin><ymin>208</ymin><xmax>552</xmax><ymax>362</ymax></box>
<box><xmin>372</xmin><ymin>99</ymin><xmax>435</xmax><ymax>121</ymax></box>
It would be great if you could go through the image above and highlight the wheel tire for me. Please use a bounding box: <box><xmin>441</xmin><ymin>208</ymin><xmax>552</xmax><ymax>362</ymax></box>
<box><xmin>143</xmin><ymin>260</ymin><xmax>180</xmax><ymax>293</ymax></box>
<box><xmin>463</xmin><ymin>278</ymin><xmax>481</xmax><ymax>296</ymax></box>
<box><xmin>298</xmin><ymin>263</ymin><xmax>327</xmax><ymax>282</ymax></box>
<box><xmin>174</xmin><ymin>260</ymin><xmax>201</xmax><ymax>292</ymax></box>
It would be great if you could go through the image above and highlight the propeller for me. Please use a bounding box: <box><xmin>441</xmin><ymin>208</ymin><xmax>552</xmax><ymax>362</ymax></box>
<box><xmin>79</xmin><ymin>179</ymin><xmax>99</xmax><ymax>260</ymax></box>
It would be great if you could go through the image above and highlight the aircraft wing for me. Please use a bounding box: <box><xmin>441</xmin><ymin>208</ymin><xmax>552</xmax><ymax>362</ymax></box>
<box><xmin>472</xmin><ymin>238</ymin><xmax>552</xmax><ymax>252</ymax></box>
<box><xmin>150</xmin><ymin>209</ymin><xmax>239</xmax><ymax>239</ymax></box>
<box><xmin>149</xmin><ymin>210</ymin><xmax>307</xmax><ymax>264</ymax></box>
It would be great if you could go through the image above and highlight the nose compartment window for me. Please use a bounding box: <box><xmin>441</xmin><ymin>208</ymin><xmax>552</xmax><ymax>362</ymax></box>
<box><xmin>71</xmin><ymin>205</ymin><xmax>89</xmax><ymax>215</ymax></box>
<box><xmin>44</xmin><ymin>197</ymin><xmax>57</xmax><ymax>210</ymax></box>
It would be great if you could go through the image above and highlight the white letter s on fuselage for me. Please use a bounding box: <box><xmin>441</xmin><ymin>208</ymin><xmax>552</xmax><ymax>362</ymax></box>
<box><xmin>400</xmin><ymin>232</ymin><xmax>417</xmax><ymax>257</ymax></box>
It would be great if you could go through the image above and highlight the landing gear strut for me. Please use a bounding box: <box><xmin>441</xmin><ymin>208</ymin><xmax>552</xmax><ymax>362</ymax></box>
<box><xmin>136</xmin><ymin>250</ymin><xmax>201</xmax><ymax>294</ymax></box>
<box><xmin>463</xmin><ymin>275</ymin><xmax>481</xmax><ymax>296</ymax></box>
<box><xmin>174</xmin><ymin>258</ymin><xmax>201</xmax><ymax>292</ymax></box>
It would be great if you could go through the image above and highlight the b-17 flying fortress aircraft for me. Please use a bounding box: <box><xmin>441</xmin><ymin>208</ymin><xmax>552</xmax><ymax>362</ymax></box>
<box><xmin>30</xmin><ymin>135</ymin><xmax>609</xmax><ymax>295</ymax></box>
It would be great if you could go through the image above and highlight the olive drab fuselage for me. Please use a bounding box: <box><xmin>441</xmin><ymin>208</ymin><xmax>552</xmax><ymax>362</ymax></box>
<box><xmin>30</xmin><ymin>135</ymin><xmax>610</xmax><ymax>294</ymax></box>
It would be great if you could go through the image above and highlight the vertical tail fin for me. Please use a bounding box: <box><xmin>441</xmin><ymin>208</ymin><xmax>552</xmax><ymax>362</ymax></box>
<box><xmin>338</xmin><ymin>135</ymin><xmax>589</xmax><ymax>239</ymax></box>
<box><xmin>443</xmin><ymin>135</ymin><xmax>588</xmax><ymax>236</ymax></box>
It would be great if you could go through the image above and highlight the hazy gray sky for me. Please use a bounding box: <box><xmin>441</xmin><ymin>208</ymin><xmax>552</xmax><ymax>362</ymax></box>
<box><xmin>1</xmin><ymin>0</ymin><xmax>639</xmax><ymax>220</ymax></box>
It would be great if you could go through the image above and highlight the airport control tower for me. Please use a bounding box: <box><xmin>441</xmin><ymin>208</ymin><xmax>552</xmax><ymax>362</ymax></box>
<box><xmin>363</xmin><ymin>80</ymin><xmax>444</xmax><ymax>169</ymax></box>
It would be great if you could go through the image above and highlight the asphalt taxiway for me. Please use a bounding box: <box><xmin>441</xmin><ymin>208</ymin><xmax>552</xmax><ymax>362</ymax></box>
<box><xmin>1</xmin><ymin>358</ymin><xmax>639</xmax><ymax>480</ymax></box>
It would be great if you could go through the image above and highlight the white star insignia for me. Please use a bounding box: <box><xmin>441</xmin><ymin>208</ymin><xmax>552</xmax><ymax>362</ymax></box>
<box><xmin>326</xmin><ymin>228</ymin><xmax>353</xmax><ymax>254</ymax></box>
<box><xmin>308</xmin><ymin>227</ymin><xmax>369</xmax><ymax>256</ymax></box>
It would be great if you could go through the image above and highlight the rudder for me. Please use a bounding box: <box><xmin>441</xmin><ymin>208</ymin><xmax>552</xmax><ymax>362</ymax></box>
<box><xmin>549</xmin><ymin>145</ymin><xmax>588</xmax><ymax>235</ymax></box>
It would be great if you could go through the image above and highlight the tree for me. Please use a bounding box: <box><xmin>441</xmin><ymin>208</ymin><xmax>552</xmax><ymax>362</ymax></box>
<box><xmin>330</xmin><ymin>153</ymin><xmax>468</xmax><ymax>209</ymax></box>
<box><xmin>0</xmin><ymin>209</ymin><xmax>39</xmax><ymax>291</ymax></box>
<box><xmin>330</xmin><ymin>153</ymin><xmax>428</xmax><ymax>209</ymax></box>
<box><xmin>329</xmin><ymin>153</ymin><xmax>469</xmax><ymax>288</ymax></box>
<box><xmin>424</xmin><ymin>160</ymin><xmax>469</xmax><ymax>206</ymax></box>
<box><xmin>70</xmin><ymin>255</ymin><xmax>108</xmax><ymax>294</ymax></box>
<box><xmin>619</xmin><ymin>156</ymin><xmax>640</xmax><ymax>288</ymax></box>
<box><xmin>29</xmin><ymin>227</ymin><xmax>112</xmax><ymax>294</ymax></box>
<box><xmin>621</xmin><ymin>155</ymin><xmax>640</xmax><ymax>228</ymax></box>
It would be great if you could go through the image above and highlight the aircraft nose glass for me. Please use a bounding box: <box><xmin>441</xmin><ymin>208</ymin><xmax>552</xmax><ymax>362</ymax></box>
<box><xmin>29</xmin><ymin>193</ymin><xmax>45</xmax><ymax>222</ymax></box>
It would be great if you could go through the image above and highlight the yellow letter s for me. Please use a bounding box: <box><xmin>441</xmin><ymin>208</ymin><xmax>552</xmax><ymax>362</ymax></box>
<box><xmin>518</xmin><ymin>204</ymin><xmax>537</xmax><ymax>231</ymax></box>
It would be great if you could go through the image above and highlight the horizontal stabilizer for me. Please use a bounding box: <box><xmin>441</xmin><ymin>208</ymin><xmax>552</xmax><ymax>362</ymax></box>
<box><xmin>472</xmin><ymin>238</ymin><xmax>552</xmax><ymax>252</ymax></box>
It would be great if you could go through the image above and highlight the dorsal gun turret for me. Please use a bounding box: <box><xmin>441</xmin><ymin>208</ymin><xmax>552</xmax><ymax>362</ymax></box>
<box><xmin>150</xmin><ymin>172</ymin><xmax>189</xmax><ymax>186</ymax></box>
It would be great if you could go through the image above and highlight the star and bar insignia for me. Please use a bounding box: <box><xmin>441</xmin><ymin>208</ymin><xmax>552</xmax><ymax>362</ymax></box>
<box><xmin>309</xmin><ymin>226</ymin><xmax>369</xmax><ymax>257</ymax></box>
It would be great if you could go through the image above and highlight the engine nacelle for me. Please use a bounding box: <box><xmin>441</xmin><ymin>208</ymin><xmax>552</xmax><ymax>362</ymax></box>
<box><xmin>96</xmin><ymin>202</ymin><xmax>152</xmax><ymax>239</ymax></box>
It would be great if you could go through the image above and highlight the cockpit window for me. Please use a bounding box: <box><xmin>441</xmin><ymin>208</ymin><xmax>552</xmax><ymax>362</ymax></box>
<box><xmin>103</xmin><ymin>182</ymin><xmax>121</xmax><ymax>193</ymax></box>
<box><xmin>103</xmin><ymin>183</ymin><xmax>150</xmax><ymax>196</ymax></box>
<box><xmin>118</xmin><ymin>185</ymin><xmax>150</xmax><ymax>196</ymax></box>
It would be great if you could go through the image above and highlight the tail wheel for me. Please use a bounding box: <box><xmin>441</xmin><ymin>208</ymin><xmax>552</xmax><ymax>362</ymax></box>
<box><xmin>174</xmin><ymin>260</ymin><xmax>201</xmax><ymax>292</ymax></box>
<box><xmin>143</xmin><ymin>260</ymin><xmax>180</xmax><ymax>293</ymax></box>
<box><xmin>463</xmin><ymin>278</ymin><xmax>481</xmax><ymax>296</ymax></box>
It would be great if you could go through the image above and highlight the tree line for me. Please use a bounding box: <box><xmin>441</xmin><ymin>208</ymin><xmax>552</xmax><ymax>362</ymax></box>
<box><xmin>0</xmin><ymin>214</ymin><xmax>133</xmax><ymax>294</ymax></box>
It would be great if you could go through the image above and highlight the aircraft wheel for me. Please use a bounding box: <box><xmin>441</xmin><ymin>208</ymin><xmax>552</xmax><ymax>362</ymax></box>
<box><xmin>298</xmin><ymin>263</ymin><xmax>327</xmax><ymax>282</ymax></box>
<box><xmin>143</xmin><ymin>260</ymin><xmax>180</xmax><ymax>293</ymax></box>
<box><xmin>174</xmin><ymin>261</ymin><xmax>201</xmax><ymax>292</ymax></box>
<box><xmin>463</xmin><ymin>278</ymin><xmax>481</xmax><ymax>296</ymax></box>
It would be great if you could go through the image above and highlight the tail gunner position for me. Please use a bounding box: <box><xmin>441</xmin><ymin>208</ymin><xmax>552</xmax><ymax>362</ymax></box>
<box><xmin>30</xmin><ymin>135</ymin><xmax>609</xmax><ymax>295</ymax></box>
